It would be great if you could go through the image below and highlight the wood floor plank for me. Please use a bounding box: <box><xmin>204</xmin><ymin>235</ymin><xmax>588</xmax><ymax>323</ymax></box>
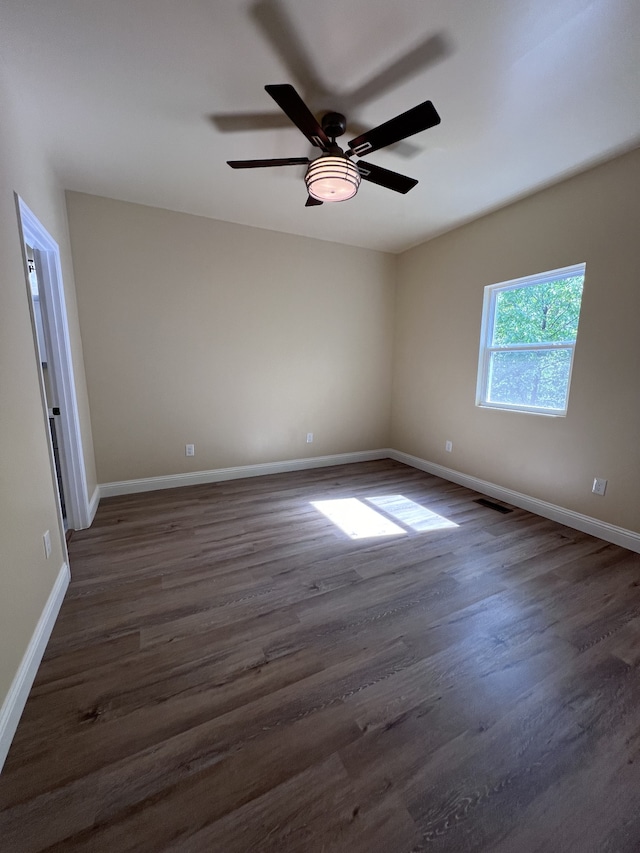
<box><xmin>160</xmin><ymin>754</ymin><xmax>420</xmax><ymax>853</ymax></box>
<box><xmin>402</xmin><ymin>650</ymin><xmax>640</xmax><ymax>852</ymax></box>
<box><xmin>1</xmin><ymin>459</ymin><xmax>639</xmax><ymax>852</ymax></box>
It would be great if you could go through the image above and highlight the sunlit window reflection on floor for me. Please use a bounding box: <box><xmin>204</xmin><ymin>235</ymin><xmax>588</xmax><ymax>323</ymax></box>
<box><xmin>310</xmin><ymin>495</ymin><xmax>458</xmax><ymax>540</ymax></box>
<box><xmin>311</xmin><ymin>499</ymin><xmax>405</xmax><ymax>539</ymax></box>
<box><xmin>367</xmin><ymin>495</ymin><xmax>458</xmax><ymax>532</ymax></box>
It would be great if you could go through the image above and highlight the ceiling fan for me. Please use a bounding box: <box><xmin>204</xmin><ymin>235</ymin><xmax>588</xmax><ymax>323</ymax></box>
<box><xmin>227</xmin><ymin>84</ymin><xmax>441</xmax><ymax>207</ymax></box>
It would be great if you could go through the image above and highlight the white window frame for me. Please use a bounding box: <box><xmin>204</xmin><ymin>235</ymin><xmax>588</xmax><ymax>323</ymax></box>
<box><xmin>476</xmin><ymin>262</ymin><xmax>586</xmax><ymax>417</ymax></box>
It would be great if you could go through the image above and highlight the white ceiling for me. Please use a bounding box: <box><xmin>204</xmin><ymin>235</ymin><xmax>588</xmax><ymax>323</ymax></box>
<box><xmin>2</xmin><ymin>0</ymin><xmax>639</xmax><ymax>253</ymax></box>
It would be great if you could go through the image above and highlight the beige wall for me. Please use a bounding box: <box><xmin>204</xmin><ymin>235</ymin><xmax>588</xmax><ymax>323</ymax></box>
<box><xmin>392</xmin><ymin>147</ymin><xmax>640</xmax><ymax>534</ymax></box>
<box><xmin>66</xmin><ymin>193</ymin><xmax>396</xmax><ymax>484</ymax></box>
<box><xmin>0</xmin><ymin>71</ymin><xmax>96</xmax><ymax>704</ymax></box>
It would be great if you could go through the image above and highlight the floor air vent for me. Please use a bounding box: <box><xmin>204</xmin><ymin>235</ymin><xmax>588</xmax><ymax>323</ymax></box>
<box><xmin>474</xmin><ymin>498</ymin><xmax>513</xmax><ymax>514</ymax></box>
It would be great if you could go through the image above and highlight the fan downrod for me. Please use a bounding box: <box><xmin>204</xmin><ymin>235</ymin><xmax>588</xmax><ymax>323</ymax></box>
<box><xmin>321</xmin><ymin>112</ymin><xmax>347</xmax><ymax>139</ymax></box>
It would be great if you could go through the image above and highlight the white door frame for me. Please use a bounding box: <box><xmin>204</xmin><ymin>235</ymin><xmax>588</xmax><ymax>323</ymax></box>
<box><xmin>16</xmin><ymin>194</ymin><xmax>91</xmax><ymax>530</ymax></box>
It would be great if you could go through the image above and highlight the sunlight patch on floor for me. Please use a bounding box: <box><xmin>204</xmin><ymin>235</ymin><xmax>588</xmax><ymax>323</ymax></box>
<box><xmin>311</xmin><ymin>498</ymin><xmax>405</xmax><ymax>539</ymax></box>
<box><xmin>367</xmin><ymin>495</ymin><xmax>458</xmax><ymax>532</ymax></box>
<box><xmin>311</xmin><ymin>495</ymin><xmax>458</xmax><ymax>540</ymax></box>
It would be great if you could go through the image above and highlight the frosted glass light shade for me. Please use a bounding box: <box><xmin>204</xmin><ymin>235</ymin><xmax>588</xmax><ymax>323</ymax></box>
<box><xmin>305</xmin><ymin>155</ymin><xmax>361</xmax><ymax>202</ymax></box>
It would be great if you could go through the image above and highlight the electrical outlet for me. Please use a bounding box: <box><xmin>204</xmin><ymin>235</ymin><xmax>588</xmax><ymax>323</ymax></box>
<box><xmin>43</xmin><ymin>530</ymin><xmax>51</xmax><ymax>559</ymax></box>
<box><xmin>445</xmin><ymin>440</ymin><xmax>453</xmax><ymax>453</ymax></box>
<box><xmin>306</xmin><ymin>433</ymin><xmax>313</xmax><ymax>444</ymax></box>
<box><xmin>185</xmin><ymin>444</ymin><xmax>195</xmax><ymax>457</ymax></box>
<box><xmin>592</xmin><ymin>477</ymin><xmax>607</xmax><ymax>496</ymax></box>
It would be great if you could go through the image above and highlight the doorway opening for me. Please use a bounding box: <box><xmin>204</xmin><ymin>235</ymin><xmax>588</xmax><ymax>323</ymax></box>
<box><xmin>16</xmin><ymin>195</ymin><xmax>91</xmax><ymax>532</ymax></box>
<box><xmin>26</xmin><ymin>246</ymin><xmax>67</xmax><ymax>528</ymax></box>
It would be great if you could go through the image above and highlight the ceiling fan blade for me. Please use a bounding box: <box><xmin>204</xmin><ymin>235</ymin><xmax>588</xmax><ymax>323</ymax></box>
<box><xmin>348</xmin><ymin>120</ymin><xmax>420</xmax><ymax>159</ymax></box>
<box><xmin>342</xmin><ymin>34</ymin><xmax>451</xmax><ymax>109</ymax></box>
<box><xmin>348</xmin><ymin>100</ymin><xmax>440</xmax><ymax>157</ymax></box>
<box><xmin>356</xmin><ymin>161</ymin><xmax>418</xmax><ymax>194</ymax></box>
<box><xmin>265</xmin><ymin>84</ymin><xmax>330</xmax><ymax>150</ymax></box>
<box><xmin>305</xmin><ymin>195</ymin><xmax>323</xmax><ymax>207</ymax></box>
<box><xmin>227</xmin><ymin>157</ymin><xmax>310</xmax><ymax>169</ymax></box>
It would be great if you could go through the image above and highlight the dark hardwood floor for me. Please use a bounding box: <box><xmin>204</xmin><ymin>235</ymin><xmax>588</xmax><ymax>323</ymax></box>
<box><xmin>1</xmin><ymin>459</ymin><xmax>640</xmax><ymax>852</ymax></box>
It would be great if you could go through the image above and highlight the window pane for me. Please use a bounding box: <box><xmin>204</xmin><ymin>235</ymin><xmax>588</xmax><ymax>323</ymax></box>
<box><xmin>487</xmin><ymin>349</ymin><xmax>572</xmax><ymax>411</ymax></box>
<box><xmin>492</xmin><ymin>276</ymin><xmax>584</xmax><ymax>346</ymax></box>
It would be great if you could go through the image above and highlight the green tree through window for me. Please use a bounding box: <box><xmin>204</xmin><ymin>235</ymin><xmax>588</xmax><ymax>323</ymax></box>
<box><xmin>477</xmin><ymin>265</ymin><xmax>585</xmax><ymax>415</ymax></box>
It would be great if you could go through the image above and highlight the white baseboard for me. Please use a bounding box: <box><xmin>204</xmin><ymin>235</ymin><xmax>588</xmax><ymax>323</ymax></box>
<box><xmin>97</xmin><ymin>447</ymin><xmax>639</xmax><ymax>553</ymax></box>
<box><xmin>87</xmin><ymin>484</ymin><xmax>100</xmax><ymax>525</ymax></box>
<box><xmin>0</xmin><ymin>561</ymin><xmax>70</xmax><ymax>773</ymax></box>
<box><xmin>99</xmin><ymin>449</ymin><xmax>389</xmax><ymax>498</ymax></box>
<box><xmin>389</xmin><ymin>449</ymin><xmax>640</xmax><ymax>554</ymax></box>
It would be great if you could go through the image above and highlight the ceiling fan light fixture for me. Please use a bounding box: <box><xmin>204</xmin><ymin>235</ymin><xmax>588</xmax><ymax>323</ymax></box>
<box><xmin>305</xmin><ymin>155</ymin><xmax>361</xmax><ymax>202</ymax></box>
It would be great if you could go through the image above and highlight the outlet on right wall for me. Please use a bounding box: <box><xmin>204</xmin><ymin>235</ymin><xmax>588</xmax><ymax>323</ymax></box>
<box><xmin>391</xmin><ymin>146</ymin><xmax>640</xmax><ymax>535</ymax></box>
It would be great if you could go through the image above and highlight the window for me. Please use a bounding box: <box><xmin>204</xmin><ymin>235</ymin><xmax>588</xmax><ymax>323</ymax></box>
<box><xmin>476</xmin><ymin>263</ymin><xmax>585</xmax><ymax>416</ymax></box>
